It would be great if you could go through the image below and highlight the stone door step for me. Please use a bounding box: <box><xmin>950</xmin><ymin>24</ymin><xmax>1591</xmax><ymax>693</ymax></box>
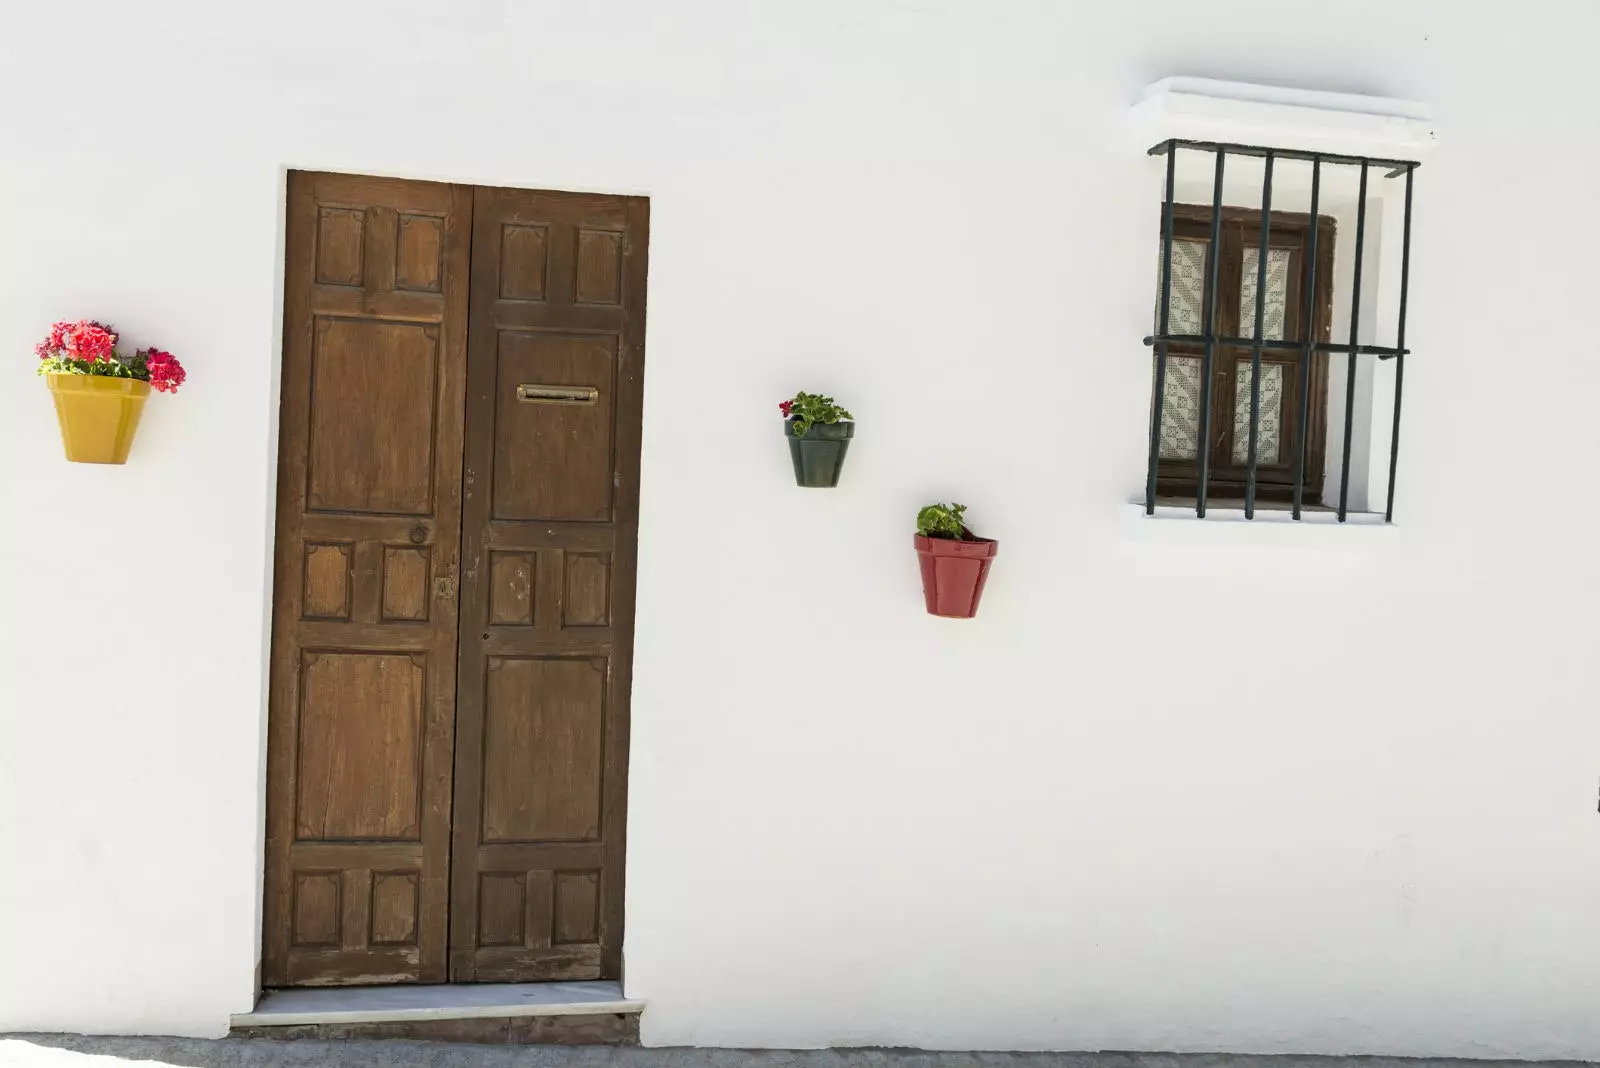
<box><xmin>232</xmin><ymin>980</ymin><xmax>642</xmax><ymax>1027</ymax></box>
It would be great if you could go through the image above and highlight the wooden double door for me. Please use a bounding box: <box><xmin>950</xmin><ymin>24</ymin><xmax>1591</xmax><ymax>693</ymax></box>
<box><xmin>262</xmin><ymin>171</ymin><xmax>648</xmax><ymax>987</ymax></box>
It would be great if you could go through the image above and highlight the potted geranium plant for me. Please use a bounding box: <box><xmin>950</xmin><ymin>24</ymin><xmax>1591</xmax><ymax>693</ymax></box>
<box><xmin>779</xmin><ymin>390</ymin><xmax>854</xmax><ymax>487</ymax></box>
<box><xmin>35</xmin><ymin>319</ymin><xmax>186</xmax><ymax>464</ymax></box>
<box><xmin>914</xmin><ymin>502</ymin><xmax>998</xmax><ymax>618</ymax></box>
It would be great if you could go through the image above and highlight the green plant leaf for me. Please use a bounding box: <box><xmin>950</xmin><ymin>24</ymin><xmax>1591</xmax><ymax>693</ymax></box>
<box><xmin>782</xmin><ymin>390</ymin><xmax>853</xmax><ymax>434</ymax></box>
<box><xmin>916</xmin><ymin>502</ymin><xmax>970</xmax><ymax>539</ymax></box>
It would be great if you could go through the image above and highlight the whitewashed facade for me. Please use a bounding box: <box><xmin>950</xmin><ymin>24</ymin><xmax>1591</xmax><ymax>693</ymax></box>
<box><xmin>3</xmin><ymin>0</ymin><xmax>1599</xmax><ymax>1056</ymax></box>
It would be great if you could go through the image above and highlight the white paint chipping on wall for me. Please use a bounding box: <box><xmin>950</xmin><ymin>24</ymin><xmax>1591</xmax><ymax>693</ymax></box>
<box><xmin>3</xmin><ymin>0</ymin><xmax>1600</xmax><ymax>1056</ymax></box>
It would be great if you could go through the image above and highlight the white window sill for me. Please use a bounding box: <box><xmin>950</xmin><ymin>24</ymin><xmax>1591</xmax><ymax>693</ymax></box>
<box><xmin>1130</xmin><ymin>77</ymin><xmax>1438</xmax><ymax>161</ymax></box>
<box><xmin>1121</xmin><ymin>502</ymin><xmax>1399</xmax><ymax>555</ymax></box>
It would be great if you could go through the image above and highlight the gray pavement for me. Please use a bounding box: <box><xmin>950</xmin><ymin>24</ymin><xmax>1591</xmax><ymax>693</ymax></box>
<box><xmin>4</xmin><ymin>1038</ymin><xmax>1596</xmax><ymax>1068</ymax></box>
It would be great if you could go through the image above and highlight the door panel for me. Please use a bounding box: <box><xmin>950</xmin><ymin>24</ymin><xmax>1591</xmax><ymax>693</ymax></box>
<box><xmin>481</xmin><ymin>656</ymin><xmax>605</xmax><ymax>843</ymax></box>
<box><xmin>490</xmin><ymin>332</ymin><xmax>618</xmax><ymax>521</ymax></box>
<box><xmin>305</xmin><ymin>318</ymin><xmax>441</xmax><ymax>514</ymax></box>
<box><xmin>264</xmin><ymin>171</ymin><xmax>471</xmax><ymax>986</ymax></box>
<box><xmin>450</xmin><ymin>186</ymin><xmax>648</xmax><ymax>982</ymax></box>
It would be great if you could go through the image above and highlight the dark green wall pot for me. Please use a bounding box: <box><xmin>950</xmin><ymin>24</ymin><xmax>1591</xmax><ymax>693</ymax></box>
<box><xmin>786</xmin><ymin>419</ymin><xmax>854</xmax><ymax>487</ymax></box>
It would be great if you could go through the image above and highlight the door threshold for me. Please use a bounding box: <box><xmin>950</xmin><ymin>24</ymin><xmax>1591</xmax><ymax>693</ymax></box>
<box><xmin>233</xmin><ymin>980</ymin><xmax>642</xmax><ymax>1027</ymax></box>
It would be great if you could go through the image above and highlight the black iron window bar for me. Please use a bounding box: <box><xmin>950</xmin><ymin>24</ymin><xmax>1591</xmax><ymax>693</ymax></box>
<box><xmin>1143</xmin><ymin>138</ymin><xmax>1417</xmax><ymax>522</ymax></box>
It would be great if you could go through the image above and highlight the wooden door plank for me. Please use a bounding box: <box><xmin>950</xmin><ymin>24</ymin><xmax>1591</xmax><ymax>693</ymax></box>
<box><xmin>450</xmin><ymin>186</ymin><xmax>648</xmax><ymax>983</ymax></box>
<box><xmin>263</xmin><ymin>170</ymin><xmax>471</xmax><ymax>987</ymax></box>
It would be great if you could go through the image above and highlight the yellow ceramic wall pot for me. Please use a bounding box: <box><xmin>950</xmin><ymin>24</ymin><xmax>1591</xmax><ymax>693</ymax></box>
<box><xmin>46</xmin><ymin>374</ymin><xmax>151</xmax><ymax>464</ymax></box>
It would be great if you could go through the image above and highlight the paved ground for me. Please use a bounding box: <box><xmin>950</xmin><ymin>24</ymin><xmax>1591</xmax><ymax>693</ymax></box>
<box><xmin>5</xmin><ymin>1038</ymin><xmax>1597</xmax><ymax>1068</ymax></box>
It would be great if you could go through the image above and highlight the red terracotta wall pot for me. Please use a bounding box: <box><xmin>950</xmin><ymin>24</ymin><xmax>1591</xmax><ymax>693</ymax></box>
<box><xmin>914</xmin><ymin>534</ymin><xmax>998</xmax><ymax>618</ymax></box>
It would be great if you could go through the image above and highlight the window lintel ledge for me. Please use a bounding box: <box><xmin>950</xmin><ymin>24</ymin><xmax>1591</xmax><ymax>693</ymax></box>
<box><xmin>1131</xmin><ymin>77</ymin><xmax>1438</xmax><ymax>161</ymax></box>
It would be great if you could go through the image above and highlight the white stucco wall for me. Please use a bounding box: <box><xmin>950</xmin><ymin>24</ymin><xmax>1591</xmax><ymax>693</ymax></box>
<box><xmin>4</xmin><ymin>0</ymin><xmax>1599</xmax><ymax>1055</ymax></box>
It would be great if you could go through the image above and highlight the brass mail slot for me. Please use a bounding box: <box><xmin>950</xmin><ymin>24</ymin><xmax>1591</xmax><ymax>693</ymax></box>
<box><xmin>516</xmin><ymin>384</ymin><xmax>598</xmax><ymax>405</ymax></box>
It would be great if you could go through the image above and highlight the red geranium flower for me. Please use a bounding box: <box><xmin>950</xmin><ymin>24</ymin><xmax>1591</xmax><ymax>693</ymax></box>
<box><xmin>35</xmin><ymin>319</ymin><xmax>190</xmax><ymax>396</ymax></box>
<box><xmin>778</xmin><ymin>400</ymin><xmax>794</xmax><ymax>417</ymax></box>
<box><xmin>34</xmin><ymin>322</ymin><xmax>69</xmax><ymax>358</ymax></box>
<box><xmin>34</xmin><ymin>319</ymin><xmax>118</xmax><ymax>361</ymax></box>
<box><xmin>65</xmin><ymin>321</ymin><xmax>117</xmax><ymax>361</ymax></box>
<box><xmin>142</xmin><ymin>348</ymin><xmax>187</xmax><ymax>394</ymax></box>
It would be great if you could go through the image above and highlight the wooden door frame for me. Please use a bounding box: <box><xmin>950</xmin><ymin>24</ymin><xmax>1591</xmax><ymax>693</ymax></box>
<box><xmin>258</xmin><ymin>168</ymin><xmax>649</xmax><ymax>989</ymax></box>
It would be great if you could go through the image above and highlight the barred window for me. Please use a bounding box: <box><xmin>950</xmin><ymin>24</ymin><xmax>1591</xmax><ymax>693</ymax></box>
<box><xmin>1143</xmin><ymin>140</ymin><xmax>1416</xmax><ymax>522</ymax></box>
